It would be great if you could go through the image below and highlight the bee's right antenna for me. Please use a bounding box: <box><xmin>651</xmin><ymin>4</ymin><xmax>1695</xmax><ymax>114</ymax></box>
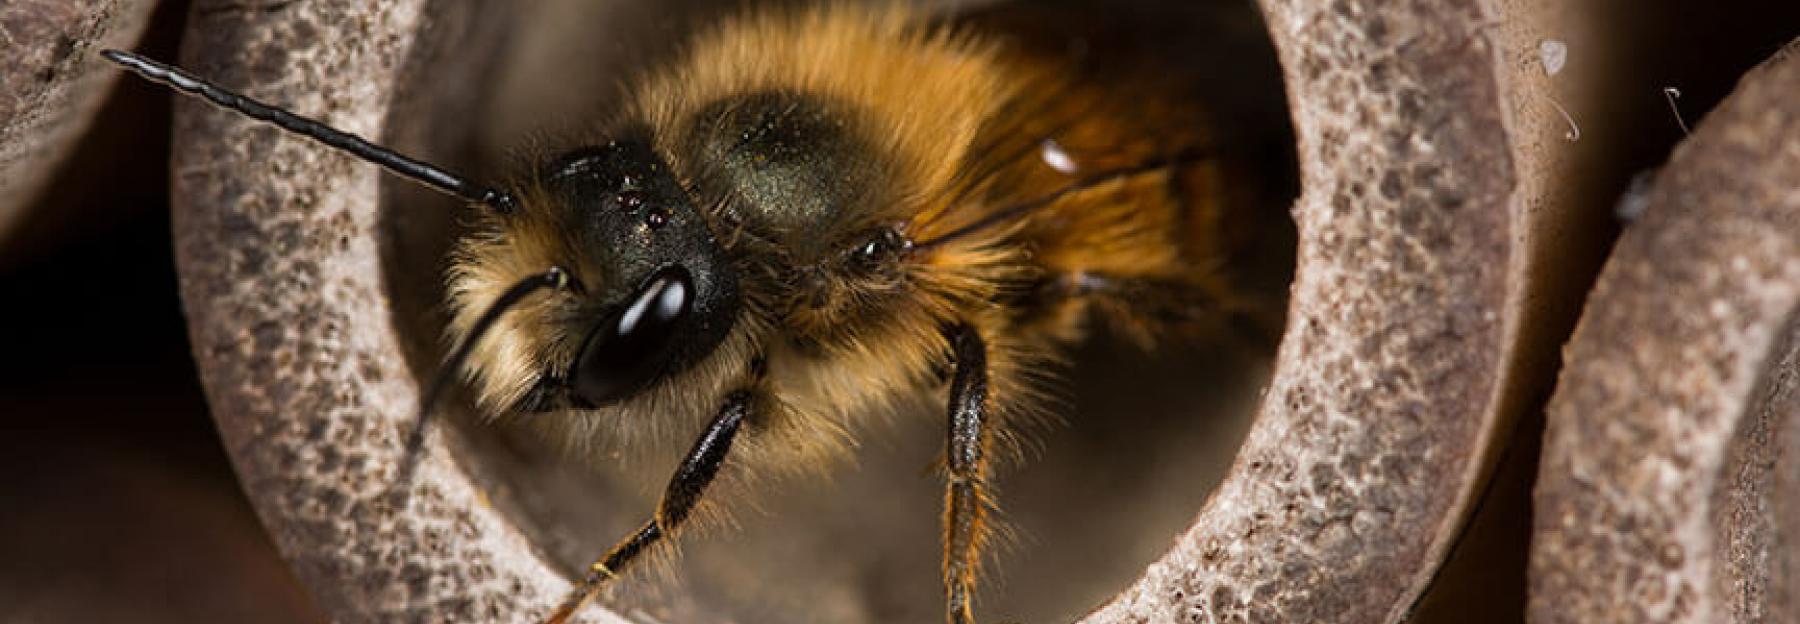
<box><xmin>101</xmin><ymin>49</ymin><xmax>517</xmax><ymax>214</ymax></box>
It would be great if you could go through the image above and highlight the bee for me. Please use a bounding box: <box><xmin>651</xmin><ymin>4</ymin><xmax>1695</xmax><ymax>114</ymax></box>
<box><xmin>106</xmin><ymin>2</ymin><xmax>1281</xmax><ymax>622</ymax></box>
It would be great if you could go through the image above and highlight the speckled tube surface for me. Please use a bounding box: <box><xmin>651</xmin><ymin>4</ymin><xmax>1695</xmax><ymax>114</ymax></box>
<box><xmin>171</xmin><ymin>1</ymin><xmax>626</xmax><ymax>622</ymax></box>
<box><xmin>1529</xmin><ymin>39</ymin><xmax>1800</xmax><ymax>623</ymax></box>
<box><xmin>1082</xmin><ymin>0</ymin><xmax>1599</xmax><ymax>620</ymax></box>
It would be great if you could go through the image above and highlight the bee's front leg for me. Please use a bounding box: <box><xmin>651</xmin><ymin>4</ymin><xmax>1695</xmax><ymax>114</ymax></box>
<box><xmin>942</xmin><ymin>323</ymin><xmax>998</xmax><ymax>624</ymax></box>
<box><xmin>544</xmin><ymin>389</ymin><xmax>755</xmax><ymax>624</ymax></box>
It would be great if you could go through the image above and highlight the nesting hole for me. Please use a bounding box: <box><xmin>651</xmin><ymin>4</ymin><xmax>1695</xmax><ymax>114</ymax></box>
<box><xmin>377</xmin><ymin>1</ymin><xmax>1296</xmax><ymax>621</ymax></box>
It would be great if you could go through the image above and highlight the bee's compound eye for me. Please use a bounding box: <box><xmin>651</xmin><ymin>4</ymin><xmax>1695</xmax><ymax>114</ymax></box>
<box><xmin>570</xmin><ymin>266</ymin><xmax>694</xmax><ymax>406</ymax></box>
<box><xmin>849</xmin><ymin>226</ymin><xmax>909</xmax><ymax>272</ymax></box>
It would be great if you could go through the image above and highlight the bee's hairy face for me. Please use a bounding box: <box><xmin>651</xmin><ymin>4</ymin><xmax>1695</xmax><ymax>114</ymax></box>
<box><xmin>449</xmin><ymin>90</ymin><xmax>935</xmax><ymax>418</ymax></box>
<box><xmin>450</xmin><ymin>133</ymin><xmax>746</xmax><ymax>414</ymax></box>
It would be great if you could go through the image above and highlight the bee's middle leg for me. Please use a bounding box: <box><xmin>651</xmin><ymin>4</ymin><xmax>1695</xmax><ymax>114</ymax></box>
<box><xmin>942</xmin><ymin>323</ymin><xmax>997</xmax><ymax>624</ymax></box>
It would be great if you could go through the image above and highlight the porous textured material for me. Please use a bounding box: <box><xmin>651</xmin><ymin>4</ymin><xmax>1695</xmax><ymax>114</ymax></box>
<box><xmin>1083</xmin><ymin>0</ymin><xmax>1558</xmax><ymax>620</ymax></box>
<box><xmin>172</xmin><ymin>1</ymin><xmax>625</xmax><ymax>622</ymax></box>
<box><xmin>1529</xmin><ymin>39</ymin><xmax>1800</xmax><ymax>623</ymax></box>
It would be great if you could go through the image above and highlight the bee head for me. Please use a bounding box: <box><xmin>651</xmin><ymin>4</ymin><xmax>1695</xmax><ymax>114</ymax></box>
<box><xmin>526</xmin><ymin>137</ymin><xmax>742</xmax><ymax>409</ymax></box>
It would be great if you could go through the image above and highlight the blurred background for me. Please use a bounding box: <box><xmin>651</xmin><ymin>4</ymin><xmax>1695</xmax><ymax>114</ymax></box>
<box><xmin>0</xmin><ymin>0</ymin><xmax>1796</xmax><ymax>622</ymax></box>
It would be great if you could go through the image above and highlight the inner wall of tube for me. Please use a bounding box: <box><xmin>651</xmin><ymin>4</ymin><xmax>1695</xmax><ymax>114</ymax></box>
<box><xmin>1717</xmin><ymin>310</ymin><xmax>1800</xmax><ymax>614</ymax></box>
<box><xmin>379</xmin><ymin>1</ymin><xmax>1296</xmax><ymax>622</ymax></box>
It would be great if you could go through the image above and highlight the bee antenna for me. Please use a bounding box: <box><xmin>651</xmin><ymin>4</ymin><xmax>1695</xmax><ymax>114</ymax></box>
<box><xmin>394</xmin><ymin>266</ymin><xmax>575</xmax><ymax>491</ymax></box>
<box><xmin>100</xmin><ymin>49</ymin><xmax>517</xmax><ymax>214</ymax></box>
<box><xmin>913</xmin><ymin>148</ymin><xmax>1216</xmax><ymax>251</ymax></box>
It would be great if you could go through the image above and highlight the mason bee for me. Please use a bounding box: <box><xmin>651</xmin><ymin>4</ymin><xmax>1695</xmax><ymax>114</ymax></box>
<box><xmin>108</xmin><ymin>2</ymin><xmax>1284</xmax><ymax>621</ymax></box>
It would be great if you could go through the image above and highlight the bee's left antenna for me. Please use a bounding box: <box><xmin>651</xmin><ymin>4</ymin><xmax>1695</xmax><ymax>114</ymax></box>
<box><xmin>101</xmin><ymin>49</ymin><xmax>516</xmax><ymax>214</ymax></box>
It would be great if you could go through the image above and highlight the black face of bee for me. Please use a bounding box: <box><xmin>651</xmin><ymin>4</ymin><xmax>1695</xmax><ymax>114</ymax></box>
<box><xmin>545</xmin><ymin>137</ymin><xmax>741</xmax><ymax>408</ymax></box>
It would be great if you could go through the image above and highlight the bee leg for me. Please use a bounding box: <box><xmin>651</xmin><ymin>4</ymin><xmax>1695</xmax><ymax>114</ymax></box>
<box><xmin>943</xmin><ymin>323</ymin><xmax>995</xmax><ymax>624</ymax></box>
<box><xmin>543</xmin><ymin>390</ymin><xmax>754</xmax><ymax>624</ymax></box>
